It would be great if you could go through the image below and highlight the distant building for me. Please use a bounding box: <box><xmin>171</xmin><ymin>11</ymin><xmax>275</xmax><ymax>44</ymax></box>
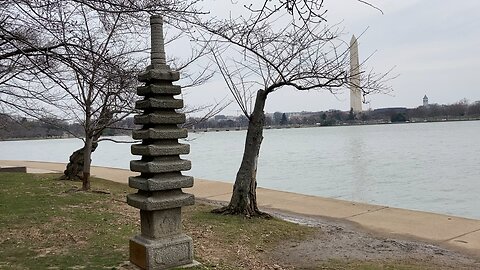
<box><xmin>423</xmin><ymin>95</ymin><xmax>429</xmax><ymax>107</ymax></box>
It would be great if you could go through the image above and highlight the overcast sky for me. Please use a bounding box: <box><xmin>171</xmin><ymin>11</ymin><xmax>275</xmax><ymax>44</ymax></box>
<box><xmin>179</xmin><ymin>0</ymin><xmax>480</xmax><ymax>115</ymax></box>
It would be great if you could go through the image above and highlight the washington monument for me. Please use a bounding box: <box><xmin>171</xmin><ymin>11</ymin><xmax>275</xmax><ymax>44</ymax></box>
<box><xmin>350</xmin><ymin>35</ymin><xmax>362</xmax><ymax>112</ymax></box>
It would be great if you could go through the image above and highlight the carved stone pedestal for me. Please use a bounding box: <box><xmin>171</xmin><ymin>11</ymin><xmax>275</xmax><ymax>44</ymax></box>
<box><xmin>129</xmin><ymin>234</ymin><xmax>193</xmax><ymax>269</ymax></box>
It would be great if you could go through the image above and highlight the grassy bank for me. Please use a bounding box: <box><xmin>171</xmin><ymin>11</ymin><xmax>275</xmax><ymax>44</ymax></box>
<box><xmin>0</xmin><ymin>173</ymin><xmax>313</xmax><ymax>269</ymax></box>
<box><xmin>0</xmin><ymin>173</ymin><xmax>136</xmax><ymax>269</ymax></box>
<box><xmin>0</xmin><ymin>172</ymin><xmax>464</xmax><ymax>269</ymax></box>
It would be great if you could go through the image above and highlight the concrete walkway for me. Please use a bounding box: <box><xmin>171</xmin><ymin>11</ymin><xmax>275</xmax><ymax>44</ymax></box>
<box><xmin>1</xmin><ymin>160</ymin><xmax>479</xmax><ymax>257</ymax></box>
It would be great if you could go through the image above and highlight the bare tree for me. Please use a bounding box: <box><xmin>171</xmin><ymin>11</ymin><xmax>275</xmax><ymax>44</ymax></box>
<box><xmin>1</xmin><ymin>0</ymin><xmax>220</xmax><ymax>189</ymax></box>
<box><xmin>35</xmin><ymin>4</ymin><xmax>141</xmax><ymax>190</ymax></box>
<box><xmin>1</xmin><ymin>1</ymin><xmax>150</xmax><ymax>189</ymax></box>
<box><xmin>189</xmin><ymin>11</ymin><xmax>391</xmax><ymax>216</ymax></box>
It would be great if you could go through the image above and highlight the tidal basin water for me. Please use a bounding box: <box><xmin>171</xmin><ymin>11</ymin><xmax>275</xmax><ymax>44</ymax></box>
<box><xmin>1</xmin><ymin>121</ymin><xmax>479</xmax><ymax>220</ymax></box>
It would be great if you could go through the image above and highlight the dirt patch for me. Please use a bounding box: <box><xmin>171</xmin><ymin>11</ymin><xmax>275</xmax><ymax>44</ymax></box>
<box><xmin>268</xmin><ymin>211</ymin><xmax>480</xmax><ymax>269</ymax></box>
<box><xmin>178</xmin><ymin>200</ymin><xmax>480</xmax><ymax>269</ymax></box>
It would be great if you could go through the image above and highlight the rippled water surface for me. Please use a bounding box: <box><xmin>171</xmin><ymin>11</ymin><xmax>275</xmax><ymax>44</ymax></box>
<box><xmin>1</xmin><ymin>121</ymin><xmax>479</xmax><ymax>219</ymax></box>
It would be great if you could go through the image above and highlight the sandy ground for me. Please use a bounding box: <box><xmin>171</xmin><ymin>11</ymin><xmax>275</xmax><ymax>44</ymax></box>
<box><xmin>198</xmin><ymin>199</ymin><xmax>480</xmax><ymax>269</ymax></box>
<box><xmin>269</xmin><ymin>210</ymin><xmax>480</xmax><ymax>269</ymax></box>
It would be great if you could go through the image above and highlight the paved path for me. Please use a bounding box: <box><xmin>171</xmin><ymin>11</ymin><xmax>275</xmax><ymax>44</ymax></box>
<box><xmin>1</xmin><ymin>160</ymin><xmax>479</xmax><ymax>257</ymax></box>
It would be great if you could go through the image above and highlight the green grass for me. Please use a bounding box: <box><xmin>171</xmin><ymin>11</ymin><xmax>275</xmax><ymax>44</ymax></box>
<box><xmin>188</xmin><ymin>204</ymin><xmax>313</xmax><ymax>250</ymax></box>
<box><xmin>0</xmin><ymin>172</ymin><xmax>136</xmax><ymax>270</ymax></box>
<box><xmin>0</xmin><ymin>172</ymin><xmax>315</xmax><ymax>269</ymax></box>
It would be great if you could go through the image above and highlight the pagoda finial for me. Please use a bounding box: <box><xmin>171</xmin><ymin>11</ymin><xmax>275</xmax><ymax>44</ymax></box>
<box><xmin>149</xmin><ymin>15</ymin><xmax>167</xmax><ymax>69</ymax></box>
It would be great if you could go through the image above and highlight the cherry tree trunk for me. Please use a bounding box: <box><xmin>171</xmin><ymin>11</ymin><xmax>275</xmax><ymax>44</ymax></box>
<box><xmin>213</xmin><ymin>89</ymin><xmax>269</xmax><ymax>217</ymax></box>
<box><xmin>81</xmin><ymin>136</ymin><xmax>93</xmax><ymax>190</ymax></box>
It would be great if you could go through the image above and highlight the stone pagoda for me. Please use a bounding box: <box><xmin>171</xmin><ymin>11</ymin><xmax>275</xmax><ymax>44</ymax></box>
<box><xmin>127</xmin><ymin>15</ymin><xmax>195</xmax><ymax>269</ymax></box>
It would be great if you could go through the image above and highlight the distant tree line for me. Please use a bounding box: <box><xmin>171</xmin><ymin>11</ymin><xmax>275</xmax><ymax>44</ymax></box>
<box><xmin>187</xmin><ymin>99</ymin><xmax>480</xmax><ymax>129</ymax></box>
<box><xmin>0</xmin><ymin>114</ymin><xmax>135</xmax><ymax>140</ymax></box>
<box><xmin>3</xmin><ymin>99</ymin><xmax>479</xmax><ymax>139</ymax></box>
<box><xmin>371</xmin><ymin>99</ymin><xmax>480</xmax><ymax>123</ymax></box>
<box><xmin>408</xmin><ymin>99</ymin><xmax>480</xmax><ymax>120</ymax></box>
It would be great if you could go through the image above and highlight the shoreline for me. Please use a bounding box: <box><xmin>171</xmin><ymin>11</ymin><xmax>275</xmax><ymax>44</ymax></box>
<box><xmin>2</xmin><ymin>118</ymin><xmax>479</xmax><ymax>141</ymax></box>
<box><xmin>190</xmin><ymin>117</ymin><xmax>480</xmax><ymax>133</ymax></box>
<box><xmin>1</xmin><ymin>159</ymin><xmax>479</xmax><ymax>258</ymax></box>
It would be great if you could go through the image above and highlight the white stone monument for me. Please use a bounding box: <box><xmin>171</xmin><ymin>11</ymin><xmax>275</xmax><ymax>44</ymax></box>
<box><xmin>350</xmin><ymin>35</ymin><xmax>362</xmax><ymax>112</ymax></box>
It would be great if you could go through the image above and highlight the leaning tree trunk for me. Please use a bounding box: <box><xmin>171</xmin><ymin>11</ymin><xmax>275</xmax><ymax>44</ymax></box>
<box><xmin>213</xmin><ymin>90</ymin><xmax>269</xmax><ymax>217</ymax></box>
<box><xmin>61</xmin><ymin>140</ymin><xmax>99</xmax><ymax>181</ymax></box>
<box><xmin>61</xmin><ymin>109</ymin><xmax>113</xmax><ymax>181</ymax></box>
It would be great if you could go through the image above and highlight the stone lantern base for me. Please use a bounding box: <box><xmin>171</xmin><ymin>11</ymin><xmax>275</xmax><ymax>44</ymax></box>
<box><xmin>129</xmin><ymin>234</ymin><xmax>193</xmax><ymax>269</ymax></box>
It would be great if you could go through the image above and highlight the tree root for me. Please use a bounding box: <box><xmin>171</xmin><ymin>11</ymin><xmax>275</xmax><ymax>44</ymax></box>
<box><xmin>211</xmin><ymin>205</ymin><xmax>272</xmax><ymax>219</ymax></box>
<box><xmin>59</xmin><ymin>175</ymin><xmax>81</xmax><ymax>181</ymax></box>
